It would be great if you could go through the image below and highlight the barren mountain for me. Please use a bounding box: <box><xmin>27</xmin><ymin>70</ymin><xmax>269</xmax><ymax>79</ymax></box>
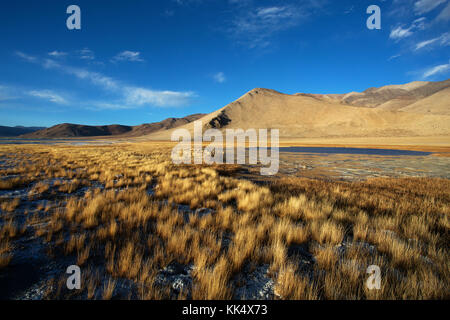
<box><xmin>398</xmin><ymin>87</ymin><xmax>450</xmax><ymax>115</ymax></box>
<box><xmin>20</xmin><ymin>123</ymin><xmax>133</xmax><ymax>138</ymax></box>
<box><xmin>20</xmin><ymin>114</ymin><xmax>205</xmax><ymax>138</ymax></box>
<box><xmin>145</xmin><ymin>80</ymin><xmax>450</xmax><ymax>140</ymax></box>
<box><xmin>0</xmin><ymin>126</ymin><xmax>46</xmax><ymax>137</ymax></box>
<box><xmin>122</xmin><ymin>114</ymin><xmax>205</xmax><ymax>137</ymax></box>
<box><xmin>302</xmin><ymin>79</ymin><xmax>450</xmax><ymax>109</ymax></box>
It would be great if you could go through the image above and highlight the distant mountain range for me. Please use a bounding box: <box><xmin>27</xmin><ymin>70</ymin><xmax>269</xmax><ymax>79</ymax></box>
<box><xmin>0</xmin><ymin>126</ymin><xmax>46</xmax><ymax>137</ymax></box>
<box><xmin>146</xmin><ymin>79</ymin><xmax>450</xmax><ymax>140</ymax></box>
<box><xmin>16</xmin><ymin>114</ymin><xmax>205</xmax><ymax>138</ymax></box>
<box><xmin>3</xmin><ymin>79</ymin><xmax>450</xmax><ymax>140</ymax></box>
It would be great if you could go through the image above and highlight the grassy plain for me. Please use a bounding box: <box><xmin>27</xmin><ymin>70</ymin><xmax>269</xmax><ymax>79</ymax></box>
<box><xmin>0</xmin><ymin>142</ymin><xmax>448</xmax><ymax>299</ymax></box>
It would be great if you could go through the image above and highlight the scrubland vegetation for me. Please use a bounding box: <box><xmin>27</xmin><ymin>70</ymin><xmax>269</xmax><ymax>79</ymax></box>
<box><xmin>0</xmin><ymin>143</ymin><xmax>448</xmax><ymax>299</ymax></box>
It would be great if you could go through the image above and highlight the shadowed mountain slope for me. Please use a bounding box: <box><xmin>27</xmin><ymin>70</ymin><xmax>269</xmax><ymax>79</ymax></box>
<box><xmin>0</xmin><ymin>126</ymin><xmax>46</xmax><ymax>137</ymax></box>
<box><xmin>20</xmin><ymin>114</ymin><xmax>206</xmax><ymax>138</ymax></box>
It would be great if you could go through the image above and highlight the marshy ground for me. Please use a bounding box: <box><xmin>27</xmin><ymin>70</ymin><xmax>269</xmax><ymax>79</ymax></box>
<box><xmin>0</xmin><ymin>142</ymin><xmax>448</xmax><ymax>300</ymax></box>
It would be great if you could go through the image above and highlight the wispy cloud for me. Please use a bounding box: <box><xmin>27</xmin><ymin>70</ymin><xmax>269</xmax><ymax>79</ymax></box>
<box><xmin>213</xmin><ymin>72</ymin><xmax>226</xmax><ymax>83</ymax></box>
<box><xmin>174</xmin><ymin>0</ymin><xmax>203</xmax><ymax>5</ymax></box>
<box><xmin>111</xmin><ymin>51</ymin><xmax>144</xmax><ymax>62</ymax></box>
<box><xmin>422</xmin><ymin>61</ymin><xmax>450</xmax><ymax>78</ymax></box>
<box><xmin>41</xmin><ymin>59</ymin><xmax>120</xmax><ymax>91</ymax></box>
<box><xmin>414</xmin><ymin>32</ymin><xmax>450</xmax><ymax>50</ymax></box>
<box><xmin>414</xmin><ymin>0</ymin><xmax>447</xmax><ymax>15</ymax></box>
<box><xmin>15</xmin><ymin>51</ymin><xmax>37</xmax><ymax>62</ymax></box>
<box><xmin>388</xmin><ymin>54</ymin><xmax>402</xmax><ymax>61</ymax></box>
<box><xmin>228</xmin><ymin>4</ymin><xmax>310</xmax><ymax>48</ymax></box>
<box><xmin>48</xmin><ymin>51</ymin><xmax>67</xmax><ymax>57</ymax></box>
<box><xmin>390</xmin><ymin>26</ymin><xmax>414</xmax><ymax>39</ymax></box>
<box><xmin>344</xmin><ymin>5</ymin><xmax>354</xmax><ymax>14</ymax></box>
<box><xmin>78</xmin><ymin>48</ymin><xmax>95</xmax><ymax>60</ymax></box>
<box><xmin>124</xmin><ymin>88</ymin><xmax>196</xmax><ymax>107</ymax></box>
<box><xmin>389</xmin><ymin>17</ymin><xmax>426</xmax><ymax>40</ymax></box>
<box><xmin>85</xmin><ymin>102</ymin><xmax>136</xmax><ymax>110</ymax></box>
<box><xmin>28</xmin><ymin>90</ymin><xmax>67</xmax><ymax>104</ymax></box>
<box><xmin>228</xmin><ymin>0</ymin><xmax>253</xmax><ymax>7</ymax></box>
<box><xmin>16</xmin><ymin>51</ymin><xmax>195</xmax><ymax>108</ymax></box>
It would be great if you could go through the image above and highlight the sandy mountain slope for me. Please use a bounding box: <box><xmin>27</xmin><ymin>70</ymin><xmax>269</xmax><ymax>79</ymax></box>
<box><xmin>398</xmin><ymin>87</ymin><xmax>450</xmax><ymax>115</ymax></box>
<box><xmin>145</xmin><ymin>85</ymin><xmax>450</xmax><ymax>140</ymax></box>
<box><xmin>296</xmin><ymin>79</ymin><xmax>450</xmax><ymax>110</ymax></box>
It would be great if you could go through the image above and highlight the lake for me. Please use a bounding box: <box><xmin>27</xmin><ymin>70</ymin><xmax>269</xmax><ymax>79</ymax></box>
<box><xmin>279</xmin><ymin>147</ymin><xmax>431</xmax><ymax>156</ymax></box>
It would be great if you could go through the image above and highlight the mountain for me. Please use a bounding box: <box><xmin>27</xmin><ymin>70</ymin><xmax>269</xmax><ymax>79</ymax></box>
<box><xmin>0</xmin><ymin>126</ymin><xmax>46</xmax><ymax>137</ymax></box>
<box><xmin>296</xmin><ymin>79</ymin><xmax>450</xmax><ymax>111</ymax></box>
<box><xmin>19</xmin><ymin>114</ymin><xmax>206</xmax><ymax>138</ymax></box>
<box><xmin>21</xmin><ymin>123</ymin><xmax>133</xmax><ymax>138</ymax></box>
<box><xmin>144</xmin><ymin>80</ymin><xmax>450</xmax><ymax>140</ymax></box>
<box><xmin>397</xmin><ymin>87</ymin><xmax>450</xmax><ymax>115</ymax></box>
<box><xmin>122</xmin><ymin>114</ymin><xmax>206</xmax><ymax>137</ymax></box>
<box><xmin>15</xmin><ymin>80</ymin><xmax>450</xmax><ymax>141</ymax></box>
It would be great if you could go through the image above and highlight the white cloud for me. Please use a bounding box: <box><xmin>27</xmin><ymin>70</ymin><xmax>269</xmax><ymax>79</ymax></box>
<box><xmin>86</xmin><ymin>102</ymin><xmax>135</xmax><ymax>110</ymax></box>
<box><xmin>229</xmin><ymin>5</ymin><xmax>307</xmax><ymax>48</ymax></box>
<box><xmin>389</xmin><ymin>18</ymin><xmax>426</xmax><ymax>40</ymax></box>
<box><xmin>414</xmin><ymin>32</ymin><xmax>450</xmax><ymax>50</ymax></box>
<box><xmin>344</xmin><ymin>5</ymin><xmax>355</xmax><ymax>14</ymax></box>
<box><xmin>213</xmin><ymin>72</ymin><xmax>226</xmax><ymax>83</ymax></box>
<box><xmin>390</xmin><ymin>26</ymin><xmax>414</xmax><ymax>39</ymax></box>
<box><xmin>174</xmin><ymin>0</ymin><xmax>203</xmax><ymax>5</ymax></box>
<box><xmin>415</xmin><ymin>38</ymin><xmax>439</xmax><ymax>50</ymax></box>
<box><xmin>28</xmin><ymin>90</ymin><xmax>67</xmax><ymax>104</ymax></box>
<box><xmin>48</xmin><ymin>51</ymin><xmax>67</xmax><ymax>57</ymax></box>
<box><xmin>15</xmin><ymin>51</ymin><xmax>37</xmax><ymax>62</ymax></box>
<box><xmin>124</xmin><ymin>87</ymin><xmax>196</xmax><ymax>107</ymax></box>
<box><xmin>112</xmin><ymin>51</ymin><xmax>144</xmax><ymax>62</ymax></box>
<box><xmin>71</xmin><ymin>68</ymin><xmax>119</xmax><ymax>91</ymax></box>
<box><xmin>41</xmin><ymin>59</ymin><xmax>120</xmax><ymax>91</ymax></box>
<box><xmin>423</xmin><ymin>61</ymin><xmax>450</xmax><ymax>78</ymax></box>
<box><xmin>17</xmin><ymin>51</ymin><xmax>196</xmax><ymax>108</ymax></box>
<box><xmin>388</xmin><ymin>54</ymin><xmax>402</xmax><ymax>61</ymax></box>
<box><xmin>78</xmin><ymin>48</ymin><xmax>95</xmax><ymax>60</ymax></box>
<box><xmin>228</xmin><ymin>0</ymin><xmax>253</xmax><ymax>7</ymax></box>
<box><xmin>414</xmin><ymin>0</ymin><xmax>447</xmax><ymax>14</ymax></box>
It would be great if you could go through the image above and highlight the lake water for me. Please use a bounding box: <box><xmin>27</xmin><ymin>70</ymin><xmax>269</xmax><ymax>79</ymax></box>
<box><xmin>279</xmin><ymin>147</ymin><xmax>431</xmax><ymax>156</ymax></box>
<box><xmin>243</xmin><ymin>146</ymin><xmax>447</xmax><ymax>181</ymax></box>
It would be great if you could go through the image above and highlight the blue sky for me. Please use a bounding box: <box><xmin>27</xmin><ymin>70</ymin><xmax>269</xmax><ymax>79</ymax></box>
<box><xmin>0</xmin><ymin>0</ymin><xmax>449</xmax><ymax>127</ymax></box>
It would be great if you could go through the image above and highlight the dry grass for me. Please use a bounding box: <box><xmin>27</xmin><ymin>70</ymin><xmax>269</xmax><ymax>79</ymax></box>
<box><xmin>0</xmin><ymin>143</ymin><xmax>448</xmax><ymax>300</ymax></box>
<box><xmin>0</xmin><ymin>198</ymin><xmax>20</xmax><ymax>212</ymax></box>
<box><xmin>274</xmin><ymin>263</ymin><xmax>319</xmax><ymax>299</ymax></box>
<box><xmin>0</xmin><ymin>239</ymin><xmax>13</xmax><ymax>269</ymax></box>
<box><xmin>102</xmin><ymin>278</ymin><xmax>116</xmax><ymax>300</ymax></box>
